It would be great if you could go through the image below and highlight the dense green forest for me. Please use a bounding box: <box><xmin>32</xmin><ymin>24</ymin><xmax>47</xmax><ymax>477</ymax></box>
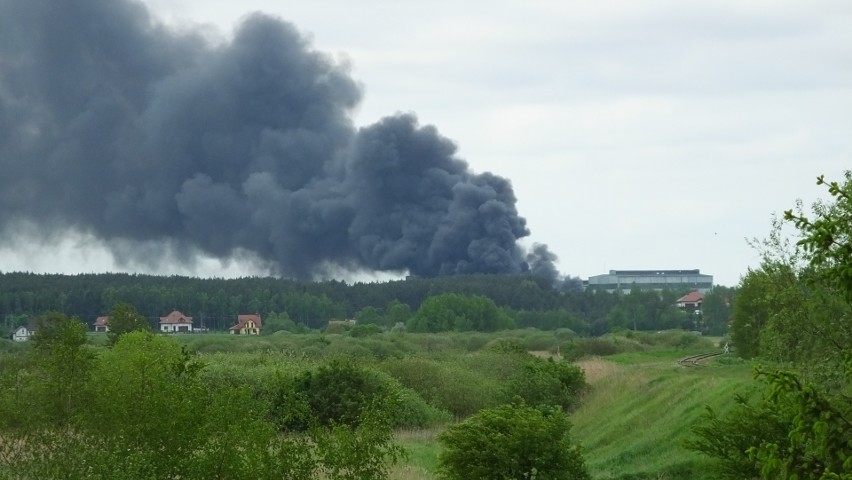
<box><xmin>0</xmin><ymin>271</ymin><xmax>734</xmax><ymax>335</ymax></box>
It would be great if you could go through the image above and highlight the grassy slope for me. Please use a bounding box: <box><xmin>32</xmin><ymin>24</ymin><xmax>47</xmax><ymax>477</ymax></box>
<box><xmin>571</xmin><ymin>351</ymin><xmax>756</xmax><ymax>480</ymax></box>
<box><xmin>392</xmin><ymin>348</ymin><xmax>758</xmax><ymax>480</ymax></box>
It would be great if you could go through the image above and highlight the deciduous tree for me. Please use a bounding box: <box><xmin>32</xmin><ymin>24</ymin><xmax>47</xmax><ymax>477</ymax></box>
<box><xmin>438</xmin><ymin>403</ymin><xmax>590</xmax><ymax>480</ymax></box>
<box><xmin>106</xmin><ymin>301</ymin><xmax>150</xmax><ymax>345</ymax></box>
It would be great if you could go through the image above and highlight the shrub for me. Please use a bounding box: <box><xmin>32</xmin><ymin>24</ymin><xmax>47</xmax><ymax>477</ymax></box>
<box><xmin>350</xmin><ymin>323</ymin><xmax>384</xmax><ymax>337</ymax></box>
<box><xmin>685</xmin><ymin>393</ymin><xmax>792</xmax><ymax>479</ymax></box>
<box><xmin>438</xmin><ymin>403</ymin><xmax>590</xmax><ymax>480</ymax></box>
<box><xmin>579</xmin><ymin>337</ymin><xmax>621</xmax><ymax>356</ymax></box>
<box><xmin>379</xmin><ymin>356</ymin><xmax>503</xmax><ymax>417</ymax></box>
<box><xmin>482</xmin><ymin>337</ymin><xmax>528</xmax><ymax>354</ymax></box>
<box><xmin>274</xmin><ymin>360</ymin><xmax>397</xmax><ymax>430</ymax></box>
<box><xmin>505</xmin><ymin>358</ymin><xmax>587</xmax><ymax>412</ymax></box>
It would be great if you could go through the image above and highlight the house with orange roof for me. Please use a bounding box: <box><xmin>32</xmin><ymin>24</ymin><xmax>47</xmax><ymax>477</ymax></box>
<box><xmin>676</xmin><ymin>291</ymin><xmax>704</xmax><ymax>311</ymax></box>
<box><xmin>94</xmin><ymin>316</ymin><xmax>109</xmax><ymax>333</ymax></box>
<box><xmin>229</xmin><ymin>314</ymin><xmax>262</xmax><ymax>335</ymax></box>
<box><xmin>159</xmin><ymin>310</ymin><xmax>193</xmax><ymax>333</ymax></box>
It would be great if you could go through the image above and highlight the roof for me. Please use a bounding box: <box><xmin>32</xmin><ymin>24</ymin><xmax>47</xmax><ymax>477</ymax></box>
<box><xmin>94</xmin><ymin>316</ymin><xmax>109</xmax><ymax>327</ymax></box>
<box><xmin>229</xmin><ymin>314</ymin><xmax>262</xmax><ymax>331</ymax></box>
<box><xmin>159</xmin><ymin>310</ymin><xmax>193</xmax><ymax>325</ymax></box>
<box><xmin>677</xmin><ymin>291</ymin><xmax>704</xmax><ymax>303</ymax></box>
<box><xmin>611</xmin><ymin>269</ymin><xmax>702</xmax><ymax>276</ymax></box>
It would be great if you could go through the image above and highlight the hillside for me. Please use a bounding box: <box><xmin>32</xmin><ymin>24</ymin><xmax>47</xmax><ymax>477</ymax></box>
<box><xmin>571</xmin><ymin>350</ymin><xmax>756</xmax><ymax>480</ymax></box>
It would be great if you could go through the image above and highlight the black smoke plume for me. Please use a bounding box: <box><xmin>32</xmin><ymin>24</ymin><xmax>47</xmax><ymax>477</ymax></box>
<box><xmin>0</xmin><ymin>0</ymin><xmax>559</xmax><ymax>280</ymax></box>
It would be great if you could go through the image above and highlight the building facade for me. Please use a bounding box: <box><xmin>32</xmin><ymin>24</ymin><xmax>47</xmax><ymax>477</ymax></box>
<box><xmin>159</xmin><ymin>310</ymin><xmax>193</xmax><ymax>333</ymax></box>
<box><xmin>229</xmin><ymin>314</ymin><xmax>262</xmax><ymax>335</ymax></box>
<box><xmin>586</xmin><ymin>269</ymin><xmax>713</xmax><ymax>294</ymax></box>
<box><xmin>93</xmin><ymin>316</ymin><xmax>109</xmax><ymax>332</ymax></box>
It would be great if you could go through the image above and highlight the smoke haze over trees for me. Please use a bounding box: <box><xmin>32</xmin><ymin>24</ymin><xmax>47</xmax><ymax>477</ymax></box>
<box><xmin>0</xmin><ymin>0</ymin><xmax>559</xmax><ymax>280</ymax></box>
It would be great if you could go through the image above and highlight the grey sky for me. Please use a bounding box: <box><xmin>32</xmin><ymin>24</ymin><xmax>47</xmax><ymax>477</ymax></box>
<box><xmin>1</xmin><ymin>0</ymin><xmax>850</xmax><ymax>286</ymax></box>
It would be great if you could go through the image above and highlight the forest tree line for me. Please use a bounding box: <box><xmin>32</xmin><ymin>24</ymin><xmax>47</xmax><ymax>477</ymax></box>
<box><xmin>0</xmin><ymin>271</ymin><xmax>734</xmax><ymax>336</ymax></box>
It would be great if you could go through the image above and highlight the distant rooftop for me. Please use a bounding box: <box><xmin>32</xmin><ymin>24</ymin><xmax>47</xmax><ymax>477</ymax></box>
<box><xmin>608</xmin><ymin>269</ymin><xmax>701</xmax><ymax>276</ymax></box>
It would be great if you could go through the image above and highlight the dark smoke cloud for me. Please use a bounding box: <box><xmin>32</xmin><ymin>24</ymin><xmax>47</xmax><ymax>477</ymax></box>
<box><xmin>0</xmin><ymin>0</ymin><xmax>560</xmax><ymax>280</ymax></box>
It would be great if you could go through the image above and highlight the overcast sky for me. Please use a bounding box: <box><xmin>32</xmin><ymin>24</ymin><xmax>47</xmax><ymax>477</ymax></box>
<box><xmin>1</xmin><ymin>0</ymin><xmax>850</xmax><ymax>286</ymax></box>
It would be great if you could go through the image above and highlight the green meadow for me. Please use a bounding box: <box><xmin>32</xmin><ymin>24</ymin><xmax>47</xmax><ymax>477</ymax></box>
<box><xmin>3</xmin><ymin>327</ymin><xmax>757</xmax><ymax>479</ymax></box>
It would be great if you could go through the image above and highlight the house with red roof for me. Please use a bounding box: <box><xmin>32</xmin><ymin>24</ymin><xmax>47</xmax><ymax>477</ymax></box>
<box><xmin>676</xmin><ymin>291</ymin><xmax>704</xmax><ymax>310</ymax></box>
<box><xmin>159</xmin><ymin>310</ymin><xmax>193</xmax><ymax>333</ymax></box>
<box><xmin>229</xmin><ymin>314</ymin><xmax>262</xmax><ymax>335</ymax></box>
<box><xmin>94</xmin><ymin>316</ymin><xmax>109</xmax><ymax>333</ymax></box>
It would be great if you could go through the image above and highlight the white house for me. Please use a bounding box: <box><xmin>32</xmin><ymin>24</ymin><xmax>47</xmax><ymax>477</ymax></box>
<box><xmin>159</xmin><ymin>310</ymin><xmax>193</xmax><ymax>333</ymax></box>
<box><xmin>11</xmin><ymin>325</ymin><xmax>33</xmax><ymax>342</ymax></box>
<box><xmin>93</xmin><ymin>316</ymin><xmax>109</xmax><ymax>333</ymax></box>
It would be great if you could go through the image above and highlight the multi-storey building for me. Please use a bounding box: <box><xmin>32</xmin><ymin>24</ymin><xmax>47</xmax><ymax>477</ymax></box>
<box><xmin>585</xmin><ymin>269</ymin><xmax>713</xmax><ymax>294</ymax></box>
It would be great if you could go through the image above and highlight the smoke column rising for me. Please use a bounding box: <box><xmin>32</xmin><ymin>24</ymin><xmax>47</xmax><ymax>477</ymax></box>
<box><xmin>0</xmin><ymin>0</ymin><xmax>559</xmax><ymax>280</ymax></box>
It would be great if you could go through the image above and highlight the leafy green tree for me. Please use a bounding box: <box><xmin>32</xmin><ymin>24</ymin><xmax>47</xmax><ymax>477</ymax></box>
<box><xmin>83</xmin><ymin>331</ymin><xmax>206</xmax><ymax>477</ymax></box>
<box><xmin>262</xmin><ymin>311</ymin><xmax>301</xmax><ymax>335</ymax></box>
<box><xmin>30</xmin><ymin>311</ymin><xmax>93</xmax><ymax>427</ymax></box>
<box><xmin>692</xmin><ymin>174</ymin><xmax>852</xmax><ymax>479</ymax></box>
<box><xmin>106</xmin><ymin>301</ymin><xmax>150</xmax><ymax>345</ymax></box>
<box><xmin>386</xmin><ymin>299</ymin><xmax>412</xmax><ymax>327</ymax></box>
<box><xmin>701</xmin><ymin>286</ymin><xmax>734</xmax><ymax>335</ymax></box>
<box><xmin>438</xmin><ymin>403</ymin><xmax>590</xmax><ymax>480</ymax></box>
<box><xmin>409</xmin><ymin>293</ymin><xmax>514</xmax><ymax>332</ymax></box>
<box><xmin>355</xmin><ymin>305</ymin><xmax>385</xmax><ymax>326</ymax></box>
<box><xmin>730</xmin><ymin>266</ymin><xmax>780</xmax><ymax>359</ymax></box>
<box><xmin>785</xmin><ymin>172</ymin><xmax>852</xmax><ymax>300</ymax></box>
<box><xmin>275</xmin><ymin>360</ymin><xmax>398</xmax><ymax>430</ymax></box>
<box><xmin>312</xmin><ymin>404</ymin><xmax>405</xmax><ymax>480</ymax></box>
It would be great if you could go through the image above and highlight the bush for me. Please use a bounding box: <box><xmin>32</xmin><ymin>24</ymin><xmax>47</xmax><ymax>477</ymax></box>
<box><xmin>350</xmin><ymin>323</ymin><xmax>384</xmax><ymax>338</ymax></box>
<box><xmin>686</xmin><ymin>368</ymin><xmax>852</xmax><ymax>479</ymax></box>
<box><xmin>438</xmin><ymin>403</ymin><xmax>590</xmax><ymax>480</ymax></box>
<box><xmin>685</xmin><ymin>393</ymin><xmax>792</xmax><ymax>479</ymax></box>
<box><xmin>505</xmin><ymin>358</ymin><xmax>587</xmax><ymax>412</ymax></box>
<box><xmin>482</xmin><ymin>337</ymin><xmax>528</xmax><ymax>354</ymax></box>
<box><xmin>392</xmin><ymin>386</ymin><xmax>453</xmax><ymax>428</ymax></box>
<box><xmin>0</xmin><ymin>332</ymin><xmax>407</xmax><ymax>480</ymax></box>
<box><xmin>578</xmin><ymin>337</ymin><xmax>621</xmax><ymax>356</ymax></box>
<box><xmin>274</xmin><ymin>360</ymin><xmax>397</xmax><ymax>430</ymax></box>
<box><xmin>379</xmin><ymin>356</ymin><xmax>504</xmax><ymax>418</ymax></box>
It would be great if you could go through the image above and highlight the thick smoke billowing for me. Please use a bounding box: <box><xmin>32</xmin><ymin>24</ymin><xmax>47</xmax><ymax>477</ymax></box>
<box><xmin>0</xmin><ymin>0</ymin><xmax>560</xmax><ymax>280</ymax></box>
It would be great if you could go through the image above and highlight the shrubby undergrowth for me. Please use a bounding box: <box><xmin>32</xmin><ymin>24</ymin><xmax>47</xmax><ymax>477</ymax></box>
<box><xmin>0</xmin><ymin>319</ymin><xmax>405</xmax><ymax>480</ymax></box>
<box><xmin>1</xmin><ymin>315</ymin><xmax>699</xmax><ymax>478</ymax></box>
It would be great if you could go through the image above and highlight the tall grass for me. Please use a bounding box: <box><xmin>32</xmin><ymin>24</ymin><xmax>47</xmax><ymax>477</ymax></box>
<box><xmin>571</xmin><ymin>355</ymin><xmax>757</xmax><ymax>480</ymax></box>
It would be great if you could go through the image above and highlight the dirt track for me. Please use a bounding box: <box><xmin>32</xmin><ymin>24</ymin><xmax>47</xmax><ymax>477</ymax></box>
<box><xmin>677</xmin><ymin>352</ymin><xmax>723</xmax><ymax>366</ymax></box>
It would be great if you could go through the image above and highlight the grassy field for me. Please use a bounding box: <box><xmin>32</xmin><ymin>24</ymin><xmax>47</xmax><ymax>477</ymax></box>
<box><xmin>389</xmin><ymin>343</ymin><xmax>757</xmax><ymax>480</ymax></box>
<box><xmin>25</xmin><ymin>330</ymin><xmax>758</xmax><ymax>479</ymax></box>
<box><xmin>571</xmin><ymin>352</ymin><xmax>756</xmax><ymax>480</ymax></box>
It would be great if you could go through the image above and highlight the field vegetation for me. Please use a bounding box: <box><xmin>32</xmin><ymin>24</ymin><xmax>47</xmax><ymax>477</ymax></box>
<box><xmin>1</xmin><ymin>173</ymin><xmax>850</xmax><ymax>479</ymax></box>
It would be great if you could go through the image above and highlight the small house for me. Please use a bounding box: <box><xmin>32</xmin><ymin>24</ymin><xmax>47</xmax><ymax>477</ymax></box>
<box><xmin>229</xmin><ymin>314</ymin><xmax>262</xmax><ymax>335</ymax></box>
<box><xmin>94</xmin><ymin>316</ymin><xmax>109</xmax><ymax>333</ymax></box>
<box><xmin>676</xmin><ymin>291</ymin><xmax>704</xmax><ymax>311</ymax></box>
<box><xmin>11</xmin><ymin>325</ymin><xmax>32</xmax><ymax>342</ymax></box>
<box><xmin>159</xmin><ymin>310</ymin><xmax>193</xmax><ymax>333</ymax></box>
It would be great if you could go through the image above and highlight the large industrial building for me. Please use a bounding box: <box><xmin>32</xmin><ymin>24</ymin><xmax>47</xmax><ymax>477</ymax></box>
<box><xmin>585</xmin><ymin>269</ymin><xmax>713</xmax><ymax>293</ymax></box>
